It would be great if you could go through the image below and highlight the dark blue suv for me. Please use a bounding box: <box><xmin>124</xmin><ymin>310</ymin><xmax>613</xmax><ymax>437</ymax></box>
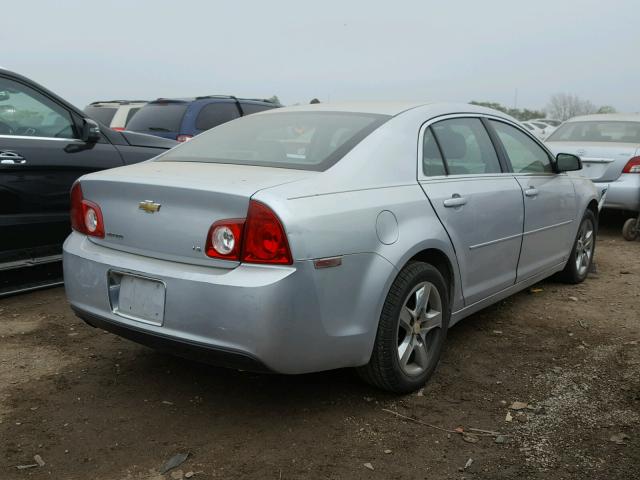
<box><xmin>126</xmin><ymin>96</ymin><xmax>279</xmax><ymax>142</ymax></box>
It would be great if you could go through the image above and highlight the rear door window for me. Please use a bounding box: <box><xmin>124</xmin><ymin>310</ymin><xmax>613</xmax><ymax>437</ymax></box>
<box><xmin>431</xmin><ymin>118</ymin><xmax>502</xmax><ymax>174</ymax></box>
<box><xmin>195</xmin><ymin>102</ymin><xmax>240</xmax><ymax>131</ymax></box>
<box><xmin>126</xmin><ymin>103</ymin><xmax>188</xmax><ymax>132</ymax></box>
<box><xmin>422</xmin><ymin>127</ymin><xmax>447</xmax><ymax>176</ymax></box>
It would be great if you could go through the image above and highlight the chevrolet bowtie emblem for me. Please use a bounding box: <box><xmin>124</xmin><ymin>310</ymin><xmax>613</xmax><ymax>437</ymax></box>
<box><xmin>138</xmin><ymin>200</ymin><xmax>161</xmax><ymax>213</ymax></box>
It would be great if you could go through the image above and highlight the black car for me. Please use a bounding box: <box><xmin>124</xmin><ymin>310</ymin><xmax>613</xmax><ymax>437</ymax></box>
<box><xmin>0</xmin><ymin>69</ymin><xmax>177</xmax><ymax>295</ymax></box>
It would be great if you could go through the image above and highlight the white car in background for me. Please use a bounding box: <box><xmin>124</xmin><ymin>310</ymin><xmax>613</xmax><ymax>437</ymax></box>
<box><xmin>521</xmin><ymin>121</ymin><xmax>548</xmax><ymax>140</ymax></box>
<box><xmin>546</xmin><ymin>113</ymin><xmax>640</xmax><ymax>212</ymax></box>
<box><xmin>532</xmin><ymin>118</ymin><xmax>562</xmax><ymax>128</ymax></box>
<box><xmin>532</xmin><ymin>121</ymin><xmax>557</xmax><ymax>138</ymax></box>
<box><xmin>84</xmin><ymin>100</ymin><xmax>147</xmax><ymax>131</ymax></box>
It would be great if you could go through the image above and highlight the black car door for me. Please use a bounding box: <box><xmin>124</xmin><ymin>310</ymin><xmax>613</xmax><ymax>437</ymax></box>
<box><xmin>0</xmin><ymin>73</ymin><xmax>124</xmax><ymax>266</ymax></box>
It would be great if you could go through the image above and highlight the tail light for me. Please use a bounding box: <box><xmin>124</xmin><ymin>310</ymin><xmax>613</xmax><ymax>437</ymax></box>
<box><xmin>205</xmin><ymin>200</ymin><xmax>293</xmax><ymax>265</ymax></box>
<box><xmin>622</xmin><ymin>156</ymin><xmax>640</xmax><ymax>173</ymax></box>
<box><xmin>176</xmin><ymin>134</ymin><xmax>193</xmax><ymax>143</ymax></box>
<box><xmin>112</xmin><ymin>127</ymin><xmax>125</xmax><ymax>131</ymax></box>
<box><xmin>70</xmin><ymin>182</ymin><xmax>105</xmax><ymax>238</ymax></box>
<box><xmin>242</xmin><ymin>201</ymin><xmax>292</xmax><ymax>265</ymax></box>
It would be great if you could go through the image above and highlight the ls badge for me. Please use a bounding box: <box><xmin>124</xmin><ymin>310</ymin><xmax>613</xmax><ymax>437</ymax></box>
<box><xmin>138</xmin><ymin>200</ymin><xmax>161</xmax><ymax>213</ymax></box>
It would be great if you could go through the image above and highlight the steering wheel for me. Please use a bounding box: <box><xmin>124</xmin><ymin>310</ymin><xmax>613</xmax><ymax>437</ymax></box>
<box><xmin>0</xmin><ymin>121</ymin><xmax>13</xmax><ymax>135</ymax></box>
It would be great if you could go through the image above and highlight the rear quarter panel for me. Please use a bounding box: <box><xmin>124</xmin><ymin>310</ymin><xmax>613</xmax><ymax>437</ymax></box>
<box><xmin>254</xmin><ymin>108</ymin><xmax>465</xmax><ymax>314</ymax></box>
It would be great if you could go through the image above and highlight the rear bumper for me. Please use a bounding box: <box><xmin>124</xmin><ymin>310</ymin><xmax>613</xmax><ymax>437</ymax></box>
<box><xmin>597</xmin><ymin>174</ymin><xmax>640</xmax><ymax>212</ymax></box>
<box><xmin>74</xmin><ymin>306</ymin><xmax>271</xmax><ymax>372</ymax></box>
<box><xmin>63</xmin><ymin>233</ymin><xmax>394</xmax><ymax>374</ymax></box>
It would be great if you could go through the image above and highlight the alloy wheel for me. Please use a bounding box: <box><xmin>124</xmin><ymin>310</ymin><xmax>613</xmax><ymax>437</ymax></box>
<box><xmin>396</xmin><ymin>282</ymin><xmax>443</xmax><ymax>376</ymax></box>
<box><xmin>575</xmin><ymin>218</ymin><xmax>594</xmax><ymax>277</ymax></box>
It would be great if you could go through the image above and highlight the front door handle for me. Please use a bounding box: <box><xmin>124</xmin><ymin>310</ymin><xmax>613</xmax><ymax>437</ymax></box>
<box><xmin>0</xmin><ymin>151</ymin><xmax>26</xmax><ymax>164</ymax></box>
<box><xmin>443</xmin><ymin>194</ymin><xmax>467</xmax><ymax>208</ymax></box>
<box><xmin>524</xmin><ymin>187</ymin><xmax>539</xmax><ymax>197</ymax></box>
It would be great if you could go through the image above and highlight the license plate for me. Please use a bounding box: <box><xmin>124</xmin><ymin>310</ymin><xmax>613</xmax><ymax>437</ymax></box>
<box><xmin>110</xmin><ymin>273</ymin><xmax>165</xmax><ymax>326</ymax></box>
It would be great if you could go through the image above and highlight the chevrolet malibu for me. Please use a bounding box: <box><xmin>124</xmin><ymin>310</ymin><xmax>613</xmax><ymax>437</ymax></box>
<box><xmin>63</xmin><ymin>103</ymin><xmax>599</xmax><ymax>393</ymax></box>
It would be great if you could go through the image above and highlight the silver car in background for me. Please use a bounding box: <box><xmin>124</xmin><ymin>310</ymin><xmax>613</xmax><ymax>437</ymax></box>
<box><xmin>546</xmin><ymin>113</ymin><xmax>640</xmax><ymax>212</ymax></box>
<box><xmin>63</xmin><ymin>103</ymin><xmax>599</xmax><ymax>393</ymax></box>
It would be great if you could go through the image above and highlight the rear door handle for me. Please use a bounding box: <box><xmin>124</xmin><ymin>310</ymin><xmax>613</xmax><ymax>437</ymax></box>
<box><xmin>0</xmin><ymin>151</ymin><xmax>26</xmax><ymax>164</ymax></box>
<box><xmin>524</xmin><ymin>187</ymin><xmax>539</xmax><ymax>197</ymax></box>
<box><xmin>443</xmin><ymin>195</ymin><xmax>467</xmax><ymax>208</ymax></box>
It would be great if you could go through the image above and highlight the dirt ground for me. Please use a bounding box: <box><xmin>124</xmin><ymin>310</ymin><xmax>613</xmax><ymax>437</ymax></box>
<box><xmin>1</xmin><ymin>215</ymin><xmax>638</xmax><ymax>480</ymax></box>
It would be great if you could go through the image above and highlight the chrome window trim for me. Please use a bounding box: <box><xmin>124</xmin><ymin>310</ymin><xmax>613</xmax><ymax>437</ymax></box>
<box><xmin>419</xmin><ymin>173</ymin><xmax>521</xmax><ymax>184</ymax></box>
<box><xmin>0</xmin><ymin>134</ymin><xmax>81</xmax><ymax>142</ymax></box>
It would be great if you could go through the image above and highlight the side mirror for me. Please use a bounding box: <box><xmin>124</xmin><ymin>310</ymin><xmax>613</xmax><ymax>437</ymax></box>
<box><xmin>556</xmin><ymin>153</ymin><xmax>582</xmax><ymax>172</ymax></box>
<box><xmin>81</xmin><ymin>118</ymin><xmax>101</xmax><ymax>143</ymax></box>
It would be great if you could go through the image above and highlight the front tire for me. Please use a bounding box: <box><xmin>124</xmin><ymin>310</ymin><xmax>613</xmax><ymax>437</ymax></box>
<box><xmin>559</xmin><ymin>209</ymin><xmax>597</xmax><ymax>284</ymax></box>
<box><xmin>357</xmin><ymin>262</ymin><xmax>450</xmax><ymax>394</ymax></box>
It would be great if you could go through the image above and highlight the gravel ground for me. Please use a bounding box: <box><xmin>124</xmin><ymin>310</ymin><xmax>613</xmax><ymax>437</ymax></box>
<box><xmin>1</xmin><ymin>216</ymin><xmax>638</xmax><ymax>480</ymax></box>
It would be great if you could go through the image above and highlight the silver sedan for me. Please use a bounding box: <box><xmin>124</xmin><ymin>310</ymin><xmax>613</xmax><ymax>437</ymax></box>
<box><xmin>546</xmin><ymin>113</ymin><xmax>640</xmax><ymax>212</ymax></box>
<box><xmin>63</xmin><ymin>103</ymin><xmax>599</xmax><ymax>393</ymax></box>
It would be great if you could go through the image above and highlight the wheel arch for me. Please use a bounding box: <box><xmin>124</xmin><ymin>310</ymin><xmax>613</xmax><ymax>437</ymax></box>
<box><xmin>587</xmin><ymin>198</ymin><xmax>599</xmax><ymax>224</ymax></box>
<box><xmin>406</xmin><ymin>248</ymin><xmax>455</xmax><ymax>307</ymax></box>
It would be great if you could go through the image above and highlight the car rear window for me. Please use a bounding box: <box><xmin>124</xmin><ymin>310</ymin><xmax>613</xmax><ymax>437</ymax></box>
<box><xmin>157</xmin><ymin>111</ymin><xmax>390</xmax><ymax>171</ymax></box>
<box><xmin>241</xmin><ymin>102</ymin><xmax>277</xmax><ymax>115</ymax></box>
<box><xmin>126</xmin><ymin>103</ymin><xmax>188</xmax><ymax>132</ymax></box>
<box><xmin>547</xmin><ymin>121</ymin><xmax>640</xmax><ymax>143</ymax></box>
<box><xmin>195</xmin><ymin>102</ymin><xmax>240</xmax><ymax>131</ymax></box>
<box><xmin>84</xmin><ymin>106</ymin><xmax>117</xmax><ymax>126</ymax></box>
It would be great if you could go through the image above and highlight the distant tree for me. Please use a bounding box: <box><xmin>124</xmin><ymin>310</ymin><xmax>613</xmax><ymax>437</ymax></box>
<box><xmin>546</xmin><ymin>93</ymin><xmax>597</xmax><ymax>121</ymax></box>
<box><xmin>309</xmin><ymin>98</ymin><xmax>321</xmax><ymax>104</ymax></box>
<box><xmin>469</xmin><ymin>101</ymin><xmax>544</xmax><ymax>121</ymax></box>
<box><xmin>597</xmin><ymin>105</ymin><xmax>617</xmax><ymax>114</ymax></box>
<box><xmin>267</xmin><ymin>95</ymin><xmax>282</xmax><ymax>105</ymax></box>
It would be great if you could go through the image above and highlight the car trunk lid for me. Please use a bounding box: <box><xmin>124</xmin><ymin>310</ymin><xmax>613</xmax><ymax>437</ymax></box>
<box><xmin>79</xmin><ymin>161</ymin><xmax>313</xmax><ymax>268</ymax></box>
<box><xmin>546</xmin><ymin>141</ymin><xmax>639</xmax><ymax>182</ymax></box>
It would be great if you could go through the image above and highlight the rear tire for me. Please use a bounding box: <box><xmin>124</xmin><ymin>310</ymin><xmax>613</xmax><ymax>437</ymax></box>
<box><xmin>559</xmin><ymin>209</ymin><xmax>596</xmax><ymax>284</ymax></box>
<box><xmin>622</xmin><ymin>218</ymin><xmax>639</xmax><ymax>241</ymax></box>
<box><xmin>357</xmin><ymin>262</ymin><xmax>450</xmax><ymax>394</ymax></box>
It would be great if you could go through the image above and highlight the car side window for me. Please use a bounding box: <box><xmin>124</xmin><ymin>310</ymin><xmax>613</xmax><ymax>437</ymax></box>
<box><xmin>195</xmin><ymin>102</ymin><xmax>240</xmax><ymax>131</ymax></box>
<box><xmin>422</xmin><ymin>127</ymin><xmax>447</xmax><ymax>176</ymax></box>
<box><xmin>431</xmin><ymin>118</ymin><xmax>502</xmax><ymax>174</ymax></box>
<box><xmin>490</xmin><ymin>120</ymin><xmax>553</xmax><ymax>173</ymax></box>
<box><xmin>0</xmin><ymin>77</ymin><xmax>75</xmax><ymax>139</ymax></box>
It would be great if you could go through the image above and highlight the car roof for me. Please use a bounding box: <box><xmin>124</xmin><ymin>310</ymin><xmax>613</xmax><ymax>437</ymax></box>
<box><xmin>260</xmin><ymin>101</ymin><xmax>517</xmax><ymax>120</ymax></box>
<box><xmin>566</xmin><ymin>113</ymin><xmax>640</xmax><ymax>123</ymax></box>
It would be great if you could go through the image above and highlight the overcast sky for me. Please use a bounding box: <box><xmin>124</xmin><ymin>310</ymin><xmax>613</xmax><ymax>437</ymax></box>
<box><xmin>3</xmin><ymin>0</ymin><xmax>638</xmax><ymax>112</ymax></box>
